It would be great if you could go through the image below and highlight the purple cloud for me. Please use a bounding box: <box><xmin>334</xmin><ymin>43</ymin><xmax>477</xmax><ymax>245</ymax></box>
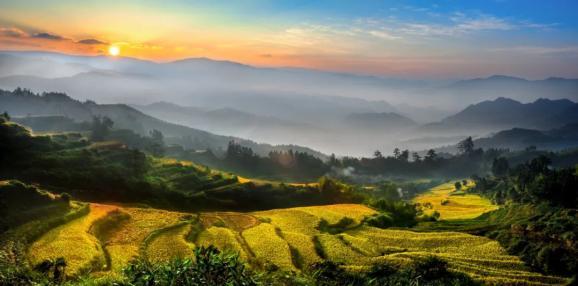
<box><xmin>78</xmin><ymin>38</ymin><xmax>107</xmax><ymax>45</ymax></box>
<box><xmin>32</xmin><ymin>32</ymin><xmax>64</xmax><ymax>40</ymax></box>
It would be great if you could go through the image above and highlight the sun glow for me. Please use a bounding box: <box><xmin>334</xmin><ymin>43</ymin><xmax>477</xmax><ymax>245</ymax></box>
<box><xmin>108</xmin><ymin>45</ymin><xmax>120</xmax><ymax>56</ymax></box>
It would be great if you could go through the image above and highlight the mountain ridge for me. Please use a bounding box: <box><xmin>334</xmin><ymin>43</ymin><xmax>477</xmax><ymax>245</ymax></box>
<box><xmin>0</xmin><ymin>88</ymin><xmax>328</xmax><ymax>158</ymax></box>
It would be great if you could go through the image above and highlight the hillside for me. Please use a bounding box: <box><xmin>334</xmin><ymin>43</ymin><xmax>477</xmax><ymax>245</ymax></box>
<box><xmin>1</xmin><ymin>114</ymin><xmax>576</xmax><ymax>285</ymax></box>
<box><xmin>432</xmin><ymin>124</ymin><xmax>578</xmax><ymax>153</ymax></box>
<box><xmin>429</xmin><ymin>97</ymin><xmax>577</xmax><ymax>131</ymax></box>
<box><xmin>6</xmin><ymin>197</ymin><xmax>569</xmax><ymax>285</ymax></box>
<box><xmin>0</xmin><ymin>88</ymin><xmax>327</xmax><ymax>158</ymax></box>
<box><xmin>2</xmin><ymin>181</ymin><xmax>568</xmax><ymax>285</ymax></box>
<box><xmin>0</xmin><ymin>117</ymin><xmax>354</xmax><ymax>212</ymax></box>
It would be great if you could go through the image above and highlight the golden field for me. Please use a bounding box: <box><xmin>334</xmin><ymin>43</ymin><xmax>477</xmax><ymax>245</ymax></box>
<box><xmin>28</xmin><ymin>204</ymin><xmax>118</xmax><ymax>275</ymax></box>
<box><xmin>24</xmin><ymin>202</ymin><xmax>567</xmax><ymax>285</ymax></box>
<box><xmin>413</xmin><ymin>180</ymin><xmax>499</xmax><ymax>220</ymax></box>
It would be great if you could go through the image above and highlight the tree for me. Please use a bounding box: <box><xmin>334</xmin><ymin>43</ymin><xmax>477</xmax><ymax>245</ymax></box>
<box><xmin>454</xmin><ymin>181</ymin><xmax>462</xmax><ymax>190</ymax></box>
<box><xmin>492</xmin><ymin>157</ymin><xmax>510</xmax><ymax>177</ymax></box>
<box><xmin>131</xmin><ymin>149</ymin><xmax>148</xmax><ymax>175</ymax></box>
<box><xmin>374</xmin><ymin>150</ymin><xmax>383</xmax><ymax>159</ymax></box>
<box><xmin>393</xmin><ymin>148</ymin><xmax>401</xmax><ymax>159</ymax></box>
<box><xmin>424</xmin><ymin>149</ymin><xmax>437</xmax><ymax>162</ymax></box>
<box><xmin>399</xmin><ymin>150</ymin><xmax>410</xmax><ymax>162</ymax></box>
<box><xmin>457</xmin><ymin>137</ymin><xmax>474</xmax><ymax>155</ymax></box>
<box><xmin>60</xmin><ymin>193</ymin><xmax>71</xmax><ymax>204</ymax></box>
<box><xmin>90</xmin><ymin>116</ymin><xmax>114</xmax><ymax>141</ymax></box>
<box><xmin>328</xmin><ymin>153</ymin><xmax>339</xmax><ymax>167</ymax></box>
<box><xmin>1</xmin><ymin>111</ymin><xmax>9</xmax><ymax>121</ymax></box>
<box><xmin>149</xmin><ymin>129</ymin><xmax>165</xmax><ymax>156</ymax></box>
<box><xmin>34</xmin><ymin>257</ymin><xmax>67</xmax><ymax>283</ymax></box>
<box><xmin>412</xmin><ymin>152</ymin><xmax>422</xmax><ymax>163</ymax></box>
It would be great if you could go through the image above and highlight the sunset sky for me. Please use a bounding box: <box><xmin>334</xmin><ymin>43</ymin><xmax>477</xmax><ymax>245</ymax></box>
<box><xmin>1</xmin><ymin>0</ymin><xmax>577</xmax><ymax>79</ymax></box>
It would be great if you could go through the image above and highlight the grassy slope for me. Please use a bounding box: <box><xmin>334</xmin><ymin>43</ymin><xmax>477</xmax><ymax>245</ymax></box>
<box><xmin>22</xmin><ymin>203</ymin><xmax>568</xmax><ymax>285</ymax></box>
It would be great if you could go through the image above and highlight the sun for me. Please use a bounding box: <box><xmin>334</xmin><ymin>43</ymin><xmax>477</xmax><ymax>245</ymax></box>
<box><xmin>108</xmin><ymin>45</ymin><xmax>120</xmax><ymax>56</ymax></box>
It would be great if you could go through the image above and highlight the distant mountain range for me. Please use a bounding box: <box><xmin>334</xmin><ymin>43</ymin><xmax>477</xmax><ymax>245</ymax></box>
<box><xmin>447</xmin><ymin>75</ymin><xmax>578</xmax><ymax>101</ymax></box>
<box><xmin>1</xmin><ymin>51</ymin><xmax>578</xmax><ymax>155</ymax></box>
<box><xmin>424</xmin><ymin>97</ymin><xmax>578</xmax><ymax>132</ymax></box>
<box><xmin>0</xmin><ymin>89</ymin><xmax>327</xmax><ymax>158</ymax></box>
<box><xmin>133</xmin><ymin>101</ymin><xmax>325</xmax><ymax>145</ymax></box>
<box><xmin>476</xmin><ymin>124</ymin><xmax>578</xmax><ymax>150</ymax></box>
<box><xmin>433</xmin><ymin>123</ymin><xmax>578</xmax><ymax>153</ymax></box>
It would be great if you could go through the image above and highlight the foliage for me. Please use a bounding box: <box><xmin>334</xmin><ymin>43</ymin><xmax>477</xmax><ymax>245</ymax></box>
<box><xmin>365</xmin><ymin>199</ymin><xmax>418</xmax><ymax>228</ymax></box>
<box><xmin>492</xmin><ymin>157</ymin><xmax>510</xmax><ymax>177</ymax></box>
<box><xmin>0</xmin><ymin>120</ymin><xmax>361</xmax><ymax>212</ymax></box>
<box><xmin>90</xmin><ymin>116</ymin><xmax>114</xmax><ymax>141</ymax></box>
<box><xmin>216</xmin><ymin>141</ymin><xmax>329</xmax><ymax>181</ymax></box>
<box><xmin>0</xmin><ymin>180</ymin><xmax>69</xmax><ymax>232</ymax></box>
<box><xmin>454</xmin><ymin>181</ymin><xmax>461</xmax><ymax>190</ymax></box>
<box><xmin>309</xmin><ymin>257</ymin><xmax>479</xmax><ymax>286</ymax></box>
<box><xmin>122</xmin><ymin>246</ymin><xmax>257</xmax><ymax>286</ymax></box>
<box><xmin>317</xmin><ymin>217</ymin><xmax>355</xmax><ymax>234</ymax></box>
<box><xmin>424</xmin><ymin>158</ymin><xmax>578</xmax><ymax>277</ymax></box>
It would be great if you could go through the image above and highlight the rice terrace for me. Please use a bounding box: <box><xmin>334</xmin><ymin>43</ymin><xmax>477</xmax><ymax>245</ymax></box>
<box><xmin>4</xmin><ymin>180</ymin><xmax>569</xmax><ymax>285</ymax></box>
<box><xmin>2</xmin><ymin>1</ymin><xmax>578</xmax><ymax>285</ymax></box>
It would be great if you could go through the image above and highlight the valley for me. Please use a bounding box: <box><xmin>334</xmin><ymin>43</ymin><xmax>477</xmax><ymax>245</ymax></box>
<box><xmin>2</xmin><ymin>5</ymin><xmax>578</xmax><ymax>283</ymax></box>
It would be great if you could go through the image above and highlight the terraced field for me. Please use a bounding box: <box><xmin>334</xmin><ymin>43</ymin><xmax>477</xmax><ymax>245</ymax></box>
<box><xmin>28</xmin><ymin>204</ymin><xmax>118</xmax><ymax>276</ymax></box>
<box><xmin>25</xmin><ymin>203</ymin><xmax>568</xmax><ymax>285</ymax></box>
<box><xmin>414</xmin><ymin>180</ymin><xmax>499</xmax><ymax>220</ymax></box>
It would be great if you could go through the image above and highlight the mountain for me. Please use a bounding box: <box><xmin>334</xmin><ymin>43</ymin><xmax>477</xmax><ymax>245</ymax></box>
<box><xmin>433</xmin><ymin>124</ymin><xmax>578</xmax><ymax>153</ymax></box>
<box><xmin>344</xmin><ymin>112</ymin><xmax>416</xmax><ymax>131</ymax></box>
<box><xmin>0</xmin><ymin>88</ymin><xmax>327</xmax><ymax>158</ymax></box>
<box><xmin>443</xmin><ymin>75</ymin><xmax>578</xmax><ymax>103</ymax></box>
<box><xmin>2</xmin><ymin>51</ymin><xmax>578</xmax><ymax>156</ymax></box>
<box><xmin>133</xmin><ymin>102</ymin><xmax>325</xmax><ymax>145</ymax></box>
<box><xmin>475</xmin><ymin>124</ymin><xmax>578</xmax><ymax>151</ymax></box>
<box><xmin>427</xmin><ymin>97</ymin><xmax>577</xmax><ymax>131</ymax></box>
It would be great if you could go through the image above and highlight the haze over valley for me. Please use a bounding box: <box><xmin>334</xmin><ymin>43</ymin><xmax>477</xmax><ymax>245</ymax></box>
<box><xmin>2</xmin><ymin>51</ymin><xmax>577</xmax><ymax>156</ymax></box>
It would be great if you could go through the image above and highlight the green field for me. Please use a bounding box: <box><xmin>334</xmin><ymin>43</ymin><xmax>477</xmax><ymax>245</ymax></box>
<box><xmin>22</xmin><ymin>202</ymin><xmax>568</xmax><ymax>285</ymax></box>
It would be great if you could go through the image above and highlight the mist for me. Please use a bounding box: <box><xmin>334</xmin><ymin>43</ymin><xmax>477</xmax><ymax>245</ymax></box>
<box><xmin>1</xmin><ymin>51</ymin><xmax>577</xmax><ymax>156</ymax></box>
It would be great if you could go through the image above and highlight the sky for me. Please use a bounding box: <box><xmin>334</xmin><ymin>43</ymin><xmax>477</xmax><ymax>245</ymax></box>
<box><xmin>1</xmin><ymin>0</ymin><xmax>577</xmax><ymax>79</ymax></box>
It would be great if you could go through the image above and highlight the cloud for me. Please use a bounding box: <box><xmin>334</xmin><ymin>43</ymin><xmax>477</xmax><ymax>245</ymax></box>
<box><xmin>491</xmin><ymin>46</ymin><xmax>578</xmax><ymax>55</ymax></box>
<box><xmin>0</xmin><ymin>27</ymin><xmax>27</xmax><ymax>38</ymax></box>
<box><xmin>32</xmin><ymin>32</ymin><xmax>64</xmax><ymax>40</ymax></box>
<box><xmin>77</xmin><ymin>38</ymin><xmax>107</xmax><ymax>45</ymax></box>
<box><xmin>368</xmin><ymin>30</ymin><xmax>401</xmax><ymax>40</ymax></box>
<box><xmin>455</xmin><ymin>16</ymin><xmax>513</xmax><ymax>31</ymax></box>
<box><xmin>398</xmin><ymin>15</ymin><xmax>514</xmax><ymax>37</ymax></box>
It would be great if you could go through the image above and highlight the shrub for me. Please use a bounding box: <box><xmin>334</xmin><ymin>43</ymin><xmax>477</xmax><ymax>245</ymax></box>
<box><xmin>123</xmin><ymin>245</ymin><xmax>257</xmax><ymax>286</ymax></box>
<box><xmin>309</xmin><ymin>261</ymin><xmax>364</xmax><ymax>286</ymax></box>
<box><xmin>60</xmin><ymin>193</ymin><xmax>71</xmax><ymax>204</ymax></box>
<box><xmin>367</xmin><ymin>199</ymin><xmax>418</xmax><ymax>227</ymax></box>
<box><xmin>317</xmin><ymin>217</ymin><xmax>355</xmax><ymax>234</ymax></box>
<box><xmin>365</xmin><ymin>213</ymin><xmax>394</xmax><ymax>228</ymax></box>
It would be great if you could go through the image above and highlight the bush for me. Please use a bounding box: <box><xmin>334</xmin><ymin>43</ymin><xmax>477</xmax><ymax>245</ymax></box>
<box><xmin>60</xmin><ymin>193</ymin><xmax>71</xmax><ymax>204</ymax></box>
<box><xmin>123</xmin><ymin>245</ymin><xmax>257</xmax><ymax>286</ymax></box>
<box><xmin>367</xmin><ymin>199</ymin><xmax>418</xmax><ymax>228</ymax></box>
<box><xmin>317</xmin><ymin>217</ymin><xmax>355</xmax><ymax>234</ymax></box>
<box><xmin>308</xmin><ymin>257</ymin><xmax>478</xmax><ymax>286</ymax></box>
<box><xmin>365</xmin><ymin>213</ymin><xmax>394</xmax><ymax>228</ymax></box>
<box><xmin>309</xmin><ymin>261</ymin><xmax>364</xmax><ymax>286</ymax></box>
